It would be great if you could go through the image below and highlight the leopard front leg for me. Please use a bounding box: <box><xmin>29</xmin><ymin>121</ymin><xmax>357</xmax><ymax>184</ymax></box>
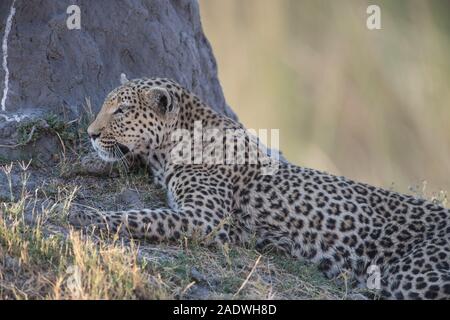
<box><xmin>69</xmin><ymin>167</ymin><xmax>236</xmax><ymax>245</ymax></box>
<box><xmin>69</xmin><ymin>205</ymin><xmax>231</xmax><ymax>246</ymax></box>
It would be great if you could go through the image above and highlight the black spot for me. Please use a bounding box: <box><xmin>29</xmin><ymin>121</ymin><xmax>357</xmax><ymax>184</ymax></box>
<box><xmin>424</xmin><ymin>290</ymin><xmax>438</xmax><ymax>299</ymax></box>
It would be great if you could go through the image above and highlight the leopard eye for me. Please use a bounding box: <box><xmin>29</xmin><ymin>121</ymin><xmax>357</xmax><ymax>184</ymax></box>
<box><xmin>113</xmin><ymin>106</ymin><xmax>126</xmax><ymax>115</ymax></box>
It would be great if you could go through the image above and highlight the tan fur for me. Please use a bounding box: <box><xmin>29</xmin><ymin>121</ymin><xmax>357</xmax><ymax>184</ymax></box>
<box><xmin>71</xmin><ymin>77</ymin><xmax>450</xmax><ymax>300</ymax></box>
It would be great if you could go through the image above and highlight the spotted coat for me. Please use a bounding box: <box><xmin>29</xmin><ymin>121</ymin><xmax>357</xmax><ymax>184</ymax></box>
<box><xmin>70</xmin><ymin>78</ymin><xmax>450</xmax><ymax>300</ymax></box>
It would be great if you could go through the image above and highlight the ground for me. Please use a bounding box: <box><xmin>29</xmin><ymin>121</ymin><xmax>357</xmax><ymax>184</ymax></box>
<box><xmin>0</xmin><ymin>156</ymin><xmax>352</xmax><ymax>299</ymax></box>
<box><xmin>0</xmin><ymin>115</ymin><xmax>446</xmax><ymax>300</ymax></box>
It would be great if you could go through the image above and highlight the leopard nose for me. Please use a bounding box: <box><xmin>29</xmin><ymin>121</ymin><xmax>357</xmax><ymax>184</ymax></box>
<box><xmin>89</xmin><ymin>133</ymin><xmax>100</xmax><ymax>140</ymax></box>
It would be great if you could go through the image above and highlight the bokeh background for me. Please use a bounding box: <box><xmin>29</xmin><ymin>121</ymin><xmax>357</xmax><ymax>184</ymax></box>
<box><xmin>199</xmin><ymin>0</ymin><xmax>450</xmax><ymax>195</ymax></box>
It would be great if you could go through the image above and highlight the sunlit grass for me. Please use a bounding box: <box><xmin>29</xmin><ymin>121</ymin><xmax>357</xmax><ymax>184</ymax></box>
<box><xmin>0</xmin><ymin>162</ymin><xmax>347</xmax><ymax>300</ymax></box>
<box><xmin>0</xmin><ymin>165</ymin><xmax>169</xmax><ymax>299</ymax></box>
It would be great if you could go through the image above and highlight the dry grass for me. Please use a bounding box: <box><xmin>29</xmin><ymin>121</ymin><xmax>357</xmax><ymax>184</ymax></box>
<box><xmin>2</xmin><ymin>154</ymin><xmax>446</xmax><ymax>300</ymax></box>
<box><xmin>0</xmin><ymin>158</ymin><xmax>350</xmax><ymax>300</ymax></box>
<box><xmin>0</xmin><ymin>165</ymin><xmax>168</xmax><ymax>299</ymax></box>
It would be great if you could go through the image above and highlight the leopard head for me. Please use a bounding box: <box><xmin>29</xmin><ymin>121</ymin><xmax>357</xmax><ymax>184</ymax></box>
<box><xmin>87</xmin><ymin>79</ymin><xmax>179</xmax><ymax>162</ymax></box>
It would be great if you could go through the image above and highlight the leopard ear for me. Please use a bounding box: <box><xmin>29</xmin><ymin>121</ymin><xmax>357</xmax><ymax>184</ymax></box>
<box><xmin>140</xmin><ymin>87</ymin><xmax>175</xmax><ymax>115</ymax></box>
<box><xmin>120</xmin><ymin>73</ymin><xmax>129</xmax><ymax>85</ymax></box>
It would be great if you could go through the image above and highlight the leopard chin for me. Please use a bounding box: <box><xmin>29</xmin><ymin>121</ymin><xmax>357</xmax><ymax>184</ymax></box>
<box><xmin>92</xmin><ymin>141</ymin><xmax>130</xmax><ymax>163</ymax></box>
<box><xmin>96</xmin><ymin>150</ymin><xmax>120</xmax><ymax>163</ymax></box>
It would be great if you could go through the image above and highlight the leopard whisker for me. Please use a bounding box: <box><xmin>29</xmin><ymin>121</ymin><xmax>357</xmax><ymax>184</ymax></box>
<box><xmin>114</xmin><ymin>144</ymin><xmax>130</xmax><ymax>172</ymax></box>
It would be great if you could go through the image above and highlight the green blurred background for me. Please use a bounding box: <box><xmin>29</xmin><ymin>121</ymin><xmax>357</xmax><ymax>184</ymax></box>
<box><xmin>199</xmin><ymin>0</ymin><xmax>450</xmax><ymax>195</ymax></box>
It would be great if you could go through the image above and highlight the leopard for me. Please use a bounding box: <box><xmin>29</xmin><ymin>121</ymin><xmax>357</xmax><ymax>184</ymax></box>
<box><xmin>69</xmin><ymin>77</ymin><xmax>450</xmax><ymax>300</ymax></box>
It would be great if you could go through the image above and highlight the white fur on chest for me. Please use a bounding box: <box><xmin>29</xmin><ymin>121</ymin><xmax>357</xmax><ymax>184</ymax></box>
<box><xmin>166</xmin><ymin>188</ymin><xmax>179</xmax><ymax>210</ymax></box>
<box><xmin>151</xmin><ymin>167</ymin><xmax>166</xmax><ymax>188</ymax></box>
